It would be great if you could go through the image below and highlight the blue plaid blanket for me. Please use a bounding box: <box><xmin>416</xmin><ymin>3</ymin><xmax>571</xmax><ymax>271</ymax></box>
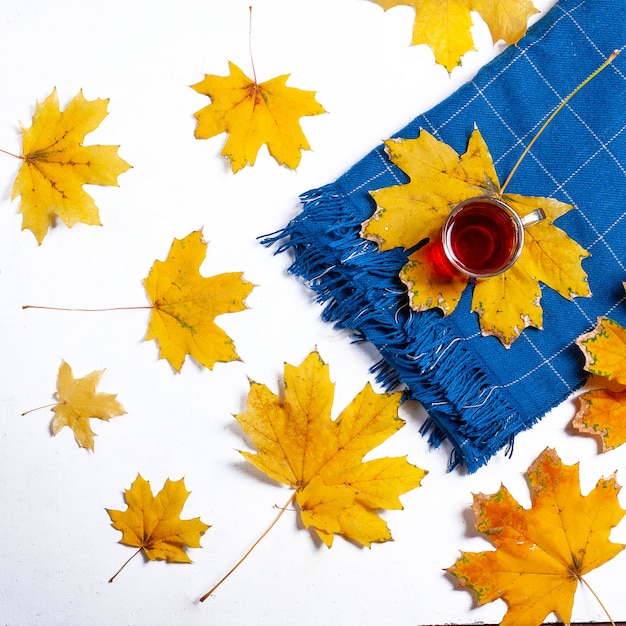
<box><xmin>267</xmin><ymin>0</ymin><xmax>626</xmax><ymax>472</ymax></box>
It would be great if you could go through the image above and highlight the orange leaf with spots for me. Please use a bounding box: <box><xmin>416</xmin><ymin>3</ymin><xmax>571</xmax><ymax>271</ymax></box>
<box><xmin>447</xmin><ymin>448</ymin><xmax>625</xmax><ymax>625</ymax></box>
<box><xmin>574</xmin><ymin>312</ymin><xmax>626</xmax><ymax>450</ymax></box>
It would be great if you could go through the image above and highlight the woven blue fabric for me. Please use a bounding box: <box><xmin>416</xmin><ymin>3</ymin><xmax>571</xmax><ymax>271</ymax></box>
<box><xmin>266</xmin><ymin>0</ymin><xmax>626</xmax><ymax>472</ymax></box>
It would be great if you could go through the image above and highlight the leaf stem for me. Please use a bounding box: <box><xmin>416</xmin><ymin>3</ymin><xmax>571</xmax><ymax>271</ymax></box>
<box><xmin>500</xmin><ymin>49</ymin><xmax>620</xmax><ymax>194</ymax></box>
<box><xmin>248</xmin><ymin>6</ymin><xmax>257</xmax><ymax>85</ymax></box>
<box><xmin>108</xmin><ymin>547</ymin><xmax>143</xmax><ymax>583</ymax></box>
<box><xmin>199</xmin><ymin>492</ymin><xmax>296</xmax><ymax>602</ymax></box>
<box><xmin>0</xmin><ymin>147</ymin><xmax>23</xmax><ymax>159</ymax></box>
<box><xmin>579</xmin><ymin>574</ymin><xmax>616</xmax><ymax>626</ymax></box>
<box><xmin>22</xmin><ymin>304</ymin><xmax>152</xmax><ymax>312</ymax></box>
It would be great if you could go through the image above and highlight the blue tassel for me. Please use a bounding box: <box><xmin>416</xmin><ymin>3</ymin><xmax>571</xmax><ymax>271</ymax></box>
<box><xmin>263</xmin><ymin>183</ymin><xmax>534</xmax><ymax>473</ymax></box>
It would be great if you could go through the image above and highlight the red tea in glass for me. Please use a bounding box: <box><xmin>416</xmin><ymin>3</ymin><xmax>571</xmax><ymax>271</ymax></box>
<box><xmin>441</xmin><ymin>196</ymin><xmax>544</xmax><ymax>278</ymax></box>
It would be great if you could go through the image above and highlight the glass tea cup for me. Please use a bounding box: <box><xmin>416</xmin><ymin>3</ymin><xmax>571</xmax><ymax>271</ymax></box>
<box><xmin>440</xmin><ymin>196</ymin><xmax>545</xmax><ymax>279</ymax></box>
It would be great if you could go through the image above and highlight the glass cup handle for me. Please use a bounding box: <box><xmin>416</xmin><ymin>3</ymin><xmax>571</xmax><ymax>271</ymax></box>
<box><xmin>520</xmin><ymin>208</ymin><xmax>546</xmax><ymax>228</ymax></box>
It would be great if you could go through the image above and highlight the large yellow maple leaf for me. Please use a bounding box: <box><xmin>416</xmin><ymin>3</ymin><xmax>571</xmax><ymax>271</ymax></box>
<box><xmin>11</xmin><ymin>88</ymin><xmax>131</xmax><ymax>244</ymax></box>
<box><xmin>573</xmin><ymin>314</ymin><xmax>626</xmax><ymax>451</ymax></box>
<box><xmin>51</xmin><ymin>360</ymin><xmax>126</xmax><ymax>451</ymax></box>
<box><xmin>362</xmin><ymin>128</ymin><xmax>590</xmax><ymax>346</ymax></box>
<box><xmin>447</xmin><ymin>448</ymin><xmax>625</xmax><ymax>625</ymax></box>
<box><xmin>191</xmin><ymin>61</ymin><xmax>325</xmax><ymax>172</ymax></box>
<box><xmin>107</xmin><ymin>475</ymin><xmax>210</xmax><ymax>580</ymax></box>
<box><xmin>143</xmin><ymin>230</ymin><xmax>253</xmax><ymax>372</ymax></box>
<box><xmin>369</xmin><ymin>0</ymin><xmax>538</xmax><ymax>71</ymax></box>
<box><xmin>235</xmin><ymin>350</ymin><xmax>426</xmax><ymax>547</ymax></box>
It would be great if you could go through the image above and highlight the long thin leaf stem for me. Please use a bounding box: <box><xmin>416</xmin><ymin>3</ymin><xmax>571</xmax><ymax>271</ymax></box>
<box><xmin>22</xmin><ymin>304</ymin><xmax>152</xmax><ymax>312</ymax></box>
<box><xmin>248</xmin><ymin>6</ymin><xmax>257</xmax><ymax>85</ymax></box>
<box><xmin>108</xmin><ymin>548</ymin><xmax>143</xmax><ymax>583</ymax></box>
<box><xmin>579</xmin><ymin>574</ymin><xmax>616</xmax><ymax>626</ymax></box>
<box><xmin>21</xmin><ymin>403</ymin><xmax>57</xmax><ymax>416</ymax></box>
<box><xmin>199</xmin><ymin>492</ymin><xmax>296</xmax><ymax>602</ymax></box>
<box><xmin>0</xmin><ymin>147</ymin><xmax>23</xmax><ymax>159</ymax></box>
<box><xmin>500</xmin><ymin>49</ymin><xmax>620</xmax><ymax>194</ymax></box>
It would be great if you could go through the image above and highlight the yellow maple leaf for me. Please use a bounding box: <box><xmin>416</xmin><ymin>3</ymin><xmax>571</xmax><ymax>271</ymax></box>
<box><xmin>191</xmin><ymin>61</ymin><xmax>325</xmax><ymax>172</ymax></box>
<box><xmin>107</xmin><ymin>475</ymin><xmax>210</xmax><ymax>580</ymax></box>
<box><xmin>447</xmin><ymin>448</ymin><xmax>625</xmax><ymax>625</ymax></box>
<box><xmin>573</xmin><ymin>314</ymin><xmax>626</xmax><ymax>450</ymax></box>
<box><xmin>143</xmin><ymin>230</ymin><xmax>253</xmax><ymax>372</ymax></box>
<box><xmin>235</xmin><ymin>350</ymin><xmax>426</xmax><ymax>547</ymax></box>
<box><xmin>362</xmin><ymin>128</ymin><xmax>590</xmax><ymax>346</ymax></box>
<box><xmin>11</xmin><ymin>88</ymin><xmax>132</xmax><ymax>244</ymax></box>
<box><xmin>51</xmin><ymin>360</ymin><xmax>126</xmax><ymax>451</ymax></box>
<box><xmin>368</xmin><ymin>0</ymin><xmax>538</xmax><ymax>71</ymax></box>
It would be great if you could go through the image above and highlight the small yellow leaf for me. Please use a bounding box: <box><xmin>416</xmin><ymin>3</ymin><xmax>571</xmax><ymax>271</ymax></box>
<box><xmin>51</xmin><ymin>360</ymin><xmax>126</xmax><ymax>451</ymax></box>
<box><xmin>368</xmin><ymin>0</ymin><xmax>538</xmax><ymax>72</ymax></box>
<box><xmin>107</xmin><ymin>475</ymin><xmax>210</xmax><ymax>564</ymax></box>
<box><xmin>447</xmin><ymin>448</ymin><xmax>625</xmax><ymax>625</ymax></box>
<box><xmin>192</xmin><ymin>61</ymin><xmax>325</xmax><ymax>172</ymax></box>
<box><xmin>362</xmin><ymin>128</ymin><xmax>590</xmax><ymax>346</ymax></box>
<box><xmin>11</xmin><ymin>88</ymin><xmax>131</xmax><ymax>243</ymax></box>
<box><xmin>143</xmin><ymin>230</ymin><xmax>253</xmax><ymax>372</ymax></box>
<box><xmin>235</xmin><ymin>350</ymin><xmax>426</xmax><ymax>547</ymax></box>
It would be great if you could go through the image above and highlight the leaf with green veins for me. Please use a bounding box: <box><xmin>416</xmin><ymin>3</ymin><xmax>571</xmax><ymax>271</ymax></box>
<box><xmin>143</xmin><ymin>230</ymin><xmax>253</xmax><ymax>371</ymax></box>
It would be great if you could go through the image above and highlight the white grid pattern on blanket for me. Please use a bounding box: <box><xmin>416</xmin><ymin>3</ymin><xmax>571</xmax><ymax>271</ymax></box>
<box><xmin>342</xmin><ymin>0</ymin><xmax>626</xmax><ymax>406</ymax></box>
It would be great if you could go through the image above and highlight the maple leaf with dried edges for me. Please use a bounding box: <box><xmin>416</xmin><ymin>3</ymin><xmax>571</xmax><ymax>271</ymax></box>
<box><xmin>11</xmin><ymin>88</ymin><xmax>131</xmax><ymax>243</ymax></box>
<box><xmin>192</xmin><ymin>61</ymin><xmax>325</xmax><ymax>172</ymax></box>
<box><xmin>361</xmin><ymin>128</ymin><xmax>590</xmax><ymax>346</ymax></box>
<box><xmin>447</xmin><ymin>448</ymin><xmax>625</xmax><ymax>625</ymax></box>
<box><xmin>573</xmin><ymin>309</ymin><xmax>626</xmax><ymax>451</ymax></box>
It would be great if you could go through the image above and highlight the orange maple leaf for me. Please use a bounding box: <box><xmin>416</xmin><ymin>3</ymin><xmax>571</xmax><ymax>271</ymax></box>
<box><xmin>107</xmin><ymin>475</ymin><xmax>210</xmax><ymax>581</ymax></box>
<box><xmin>447</xmin><ymin>448</ymin><xmax>625</xmax><ymax>625</ymax></box>
<box><xmin>368</xmin><ymin>0</ymin><xmax>538</xmax><ymax>71</ymax></box>
<box><xmin>10</xmin><ymin>88</ymin><xmax>131</xmax><ymax>244</ymax></box>
<box><xmin>573</xmin><ymin>313</ymin><xmax>626</xmax><ymax>451</ymax></box>
<box><xmin>235</xmin><ymin>350</ymin><xmax>426</xmax><ymax>548</ymax></box>
<box><xmin>362</xmin><ymin>128</ymin><xmax>590</xmax><ymax>346</ymax></box>
<box><xmin>143</xmin><ymin>230</ymin><xmax>253</xmax><ymax>372</ymax></box>
<box><xmin>49</xmin><ymin>360</ymin><xmax>126</xmax><ymax>451</ymax></box>
<box><xmin>191</xmin><ymin>61</ymin><xmax>325</xmax><ymax>172</ymax></box>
